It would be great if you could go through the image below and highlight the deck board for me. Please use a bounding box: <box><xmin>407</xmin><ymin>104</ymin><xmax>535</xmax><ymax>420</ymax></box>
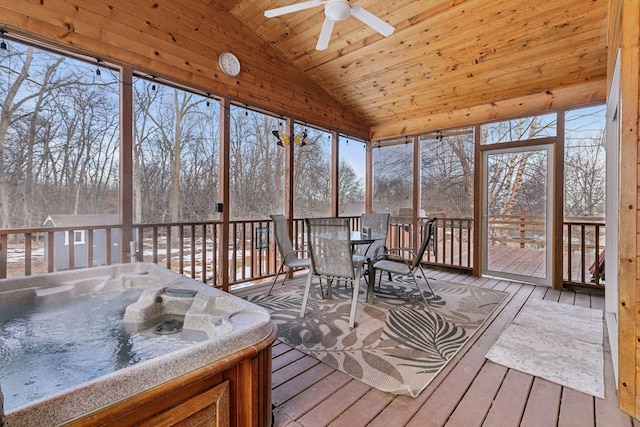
<box><xmin>327</xmin><ymin>389</ymin><xmax>393</xmax><ymax>426</ymax></box>
<box><xmin>521</xmin><ymin>378</ymin><xmax>562</xmax><ymax>427</ymax></box>
<box><xmin>237</xmin><ymin>269</ymin><xmax>634</xmax><ymax>426</ymax></box>
<box><xmin>483</xmin><ymin>369</ymin><xmax>533</xmax><ymax>427</ymax></box>
<box><xmin>443</xmin><ymin>362</ymin><xmax>508</xmax><ymax>427</ymax></box>
<box><xmin>297</xmin><ymin>379</ymin><xmax>370</xmax><ymax>426</ymax></box>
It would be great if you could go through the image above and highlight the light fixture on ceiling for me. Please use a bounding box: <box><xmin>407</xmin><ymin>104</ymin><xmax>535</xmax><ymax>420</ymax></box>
<box><xmin>325</xmin><ymin>1</ymin><xmax>350</xmax><ymax>21</ymax></box>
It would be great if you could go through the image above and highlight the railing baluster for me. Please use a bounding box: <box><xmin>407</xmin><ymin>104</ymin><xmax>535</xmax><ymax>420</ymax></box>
<box><xmin>179</xmin><ymin>225</ymin><xmax>184</xmax><ymax>274</ymax></box>
<box><xmin>105</xmin><ymin>227</ymin><xmax>111</xmax><ymax>266</ymax></box>
<box><xmin>68</xmin><ymin>230</ymin><xmax>75</xmax><ymax>271</ymax></box>
<box><xmin>165</xmin><ymin>225</ymin><xmax>171</xmax><ymax>270</ymax></box>
<box><xmin>0</xmin><ymin>234</ymin><xmax>7</xmax><ymax>279</ymax></box>
<box><xmin>152</xmin><ymin>226</ymin><xmax>158</xmax><ymax>264</ymax></box>
<box><xmin>580</xmin><ymin>224</ymin><xmax>586</xmax><ymax>284</ymax></box>
<box><xmin>212</xmin><ymin>223</ymin><xmax>217</xmax><ymax>286</ymax></box>
<box><xmin>47</xmin><ymin>231</ymin><xmax>54</xmax><ymax>273</ymax></box>
<box><xmin>190</xmin><ymin>224</ymin><xmax>196</xmax><ymax>279</ymax></box>
<box><xmin>137</xmin><ymin>226</ymin><xmax>144</xmax><ymax>262</ymax></box>
<box><xmin>87</xmin><ymin>229</ymin><xmax>94</xmax><ymax>268</ymax></box>
<box><xmin>202</xmin><ymin>224</ymin><xmax>207</xmax><ymax>283</ymax></box>
<box><xmin>25</xmin><ymin>232</ymin><xmax>32</xmax><ymax>276</ymax></box>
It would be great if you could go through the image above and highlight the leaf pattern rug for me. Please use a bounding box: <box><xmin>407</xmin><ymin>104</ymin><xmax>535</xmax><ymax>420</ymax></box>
<box><xmin>247</xmin><ymin>276</ymin><xmax>509</xmax><ymax>397</ymax></box>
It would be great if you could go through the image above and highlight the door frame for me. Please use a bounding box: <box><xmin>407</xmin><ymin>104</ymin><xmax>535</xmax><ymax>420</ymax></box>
<box><xmin>481</xmin><ymin>143</ymin><xmax>554</xmax><ymax>286</ymax></box>
<box><xmin>605</xmin><ymin>48</ymin><xmax>621</xmax><ymax>384</ymax></box>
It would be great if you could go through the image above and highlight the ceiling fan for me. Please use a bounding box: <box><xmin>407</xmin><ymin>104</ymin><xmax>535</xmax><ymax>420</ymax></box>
<box><xmin>264</xmin><ymin>0</ymin><xmax>395</xmax><ymax>51</ymax></box>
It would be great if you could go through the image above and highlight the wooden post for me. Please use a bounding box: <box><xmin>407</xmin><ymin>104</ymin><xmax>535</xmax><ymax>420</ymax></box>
<box><xmin>614</xmin><ymin>0</ymin><xmax>639</xmax><ymax>416</ymax></box>
<box><xmin>365</xmin><ymin>141</ymin><xmax>373</xmax><ymax>213</ymax></box>
<box><xmin>219</xmin><ymin>97</ymin><xmax>231</xmax><ymax>292</ymax></box>
<box><xmin>331</xmin><ymin>130</ymin><xmax>339</xmax><ymax>217</ymax></box>
<box><xmin>472</xmin><ymin>124</ymin><xmax>482</xmax><ymax>277</ymax></box>
<box><xmin>119</xmin><ymin>65</ymin><xmax>133</xmax><ymax>264</ymax></box>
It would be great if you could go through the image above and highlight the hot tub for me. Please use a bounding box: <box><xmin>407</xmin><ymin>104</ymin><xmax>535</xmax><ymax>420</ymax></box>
<box><xmin>0</xmin><ymin>262</ymin><xmax>275</xmax><ymax>426</ymax></box>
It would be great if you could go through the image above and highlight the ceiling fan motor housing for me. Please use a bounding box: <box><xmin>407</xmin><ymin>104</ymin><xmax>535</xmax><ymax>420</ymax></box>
<box><xmin>325</xmin><ymin>0</ymin><xmax>351</xmax><ymax>21</ymax></box>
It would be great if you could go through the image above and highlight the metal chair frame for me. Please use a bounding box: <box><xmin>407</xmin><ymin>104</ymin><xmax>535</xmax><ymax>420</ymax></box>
<box><xmin>268</xmin><ymin>214</ymin><xmax>310</xmax><ymax>295</ymax></box>
<box><xmin>301</xmin><ymin>217</ymin><xmax>365</xmax><ymax>328</ymax></box>
<box><xmin>372</xmin><ymin>217</ymin><xmax>438</xmax><ymax>309</ymax></box>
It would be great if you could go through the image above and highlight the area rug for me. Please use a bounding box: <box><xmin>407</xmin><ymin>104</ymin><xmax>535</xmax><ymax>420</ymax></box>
<box><xmin>246</xmin><ymin>276</ymin><xmax>508</xmax><ymax>397</ymax></box>
<box><xmin>486</xmin><ymin>298</ymin><xmax>604</xmax><ymax>398</ymax></box>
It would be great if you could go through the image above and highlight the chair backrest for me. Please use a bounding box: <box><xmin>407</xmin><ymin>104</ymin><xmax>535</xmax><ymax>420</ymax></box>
<box><xmin>305</xmin><ymin>217</ymin><xmax>354</xmax><ymax>279</ymax></box>
<box><xmin>358</xmin><ymin>213</ymin><xmax>390</xmax><ymax>256</ymax></box>
<box><xmin>412</xmin><ymin>217</ymin><xmax>437</xmax><ymax>269</ymax></box>
<box><xmin>270</xmin><ymin>214</ymin><xmax>295</xmax><ymax>262</ymax></box>
<box><xmin>361</xmin><ymin>213</ymin><xmax>390</xmax><ymax>236</ymax></box>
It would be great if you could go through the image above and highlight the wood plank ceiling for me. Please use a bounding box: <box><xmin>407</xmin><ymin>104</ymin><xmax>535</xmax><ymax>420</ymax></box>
<box><xmin>217</xmin><ymin>0</ymin><xmax>607</xmax><ymax>137</ymax></box>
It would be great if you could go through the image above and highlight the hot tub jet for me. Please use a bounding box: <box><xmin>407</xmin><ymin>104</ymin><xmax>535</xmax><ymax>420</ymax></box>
<box><xmin>154</xmin><ymin>318</ymin><xmax>183</xmax><ymax>335</ymax></box>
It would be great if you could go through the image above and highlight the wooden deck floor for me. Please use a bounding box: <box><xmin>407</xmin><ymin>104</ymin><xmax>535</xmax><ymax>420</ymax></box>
<box><xmin>260</xmin><ymin>270</ymin><xmax>634</xmax><ymax>427</ymax></box>
<box><xmin>429</xmin><ymin>244</ymin><xmax>599</xmax><ymax>284</ymax></box>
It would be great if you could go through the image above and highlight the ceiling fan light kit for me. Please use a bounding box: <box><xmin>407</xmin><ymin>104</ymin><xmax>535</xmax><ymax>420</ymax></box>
<box><xmin>325</xmin><ymin>1</ymin><xmax>351</xmax><ymax>21</ymax></box>
<box><xmin>264</xmin><ymin>0</ymin><xmax>395</xmax><ymax>50</ymax></box>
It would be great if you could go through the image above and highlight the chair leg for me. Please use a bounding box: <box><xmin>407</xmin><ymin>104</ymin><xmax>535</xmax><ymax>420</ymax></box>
<box><xmin>267</xmin><ymin>262</ymin><xmax>286</xmax><ymax>295</ymax></box>
<box><xmin>300</xmin><ymin>272</ymin><xmax>314</xmax><ymax>318</ymax></box>
<box><xmin>416</xmin><ymin>265</ymin><xmax>436</xmax><ymax>299</ymax></box>
<box><xmin>348</xmin><ymin>265</ymin><xmax>363</xmax><ymax>328</ymax></box>
<box><xmin>409</xmin><ymin>271</ymin><xmax>431</xmax><ymax>311</ymax></box>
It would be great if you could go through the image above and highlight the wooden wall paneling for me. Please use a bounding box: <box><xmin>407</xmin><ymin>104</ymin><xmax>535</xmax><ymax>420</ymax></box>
<box><xmin>370</xmin><ymin>81</ymin><xmax>606</xmax><ymax>140</ymax></box>
<box><xmin>607</xmin><ymin>0</ymin><xmax>623</xmax><ymax>85</ymax></box>
<box><xmin>615</xmin><ymin>0</ymin><xmax>639</xmax><ymax>417</ymax></box>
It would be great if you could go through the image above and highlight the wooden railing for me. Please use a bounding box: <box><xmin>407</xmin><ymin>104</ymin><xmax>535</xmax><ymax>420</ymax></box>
<box><xmin>0</xmin><ymin>215</ymin><xmax>604</xmax><ymax>289</ymax></box>
<box><xmin>564</xmin><ymin>218</ymin><xmax>605</xmax><ymax>287</ymax></box>
<box><xmin>487</xmin><ymin>212</ymin><xmax>547</xmax><ymax>248</ymax></box>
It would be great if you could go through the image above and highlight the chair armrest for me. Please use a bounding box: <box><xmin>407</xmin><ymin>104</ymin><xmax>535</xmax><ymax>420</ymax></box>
<box><xmin>373</xmin><ymin>247</ymin><xmax>416</xmax><ymax>263</ymax></box>
<box><xmin>283</xmin><ymin>249</ymin><xmax>310</xmax><ymax>259</ymax></box>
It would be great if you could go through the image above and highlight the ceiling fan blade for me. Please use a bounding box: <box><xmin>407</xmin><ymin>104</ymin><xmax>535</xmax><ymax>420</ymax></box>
<box><xmin>316</xmin><ymin>17</ymin><xmax>335</xmax><ymax>50</ymax></box>
<box><xmin>350</xmin><ymin>5</ymin><xmax>395</xmax><ymax>37</ymax></box>
<box><xmin>264</xmin><ymin>0</ymin><xmax>323</xmax><ymax>18</ymax></box>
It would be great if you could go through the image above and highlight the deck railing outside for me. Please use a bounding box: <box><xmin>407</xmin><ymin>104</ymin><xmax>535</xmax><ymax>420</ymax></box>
<box><xmin>0</xmin><ymin>215</ymin><xmax>604</xmax><ymax>289</ymax></box>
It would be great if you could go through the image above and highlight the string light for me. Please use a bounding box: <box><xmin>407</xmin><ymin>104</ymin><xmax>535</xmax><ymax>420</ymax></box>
<box><xmin>0</xmin><ymin>29</ymin><xmax>7</xmax><ymax>51</ymax></box>
<box><xmin>205</xmin><ymin>93</ymin><xmax>211</xmax><ymax>107</ymax></box>
<box><xmin>95</xmin><ymin>59</ymin><xmax>101</xmax><ymax>76</ymax></box>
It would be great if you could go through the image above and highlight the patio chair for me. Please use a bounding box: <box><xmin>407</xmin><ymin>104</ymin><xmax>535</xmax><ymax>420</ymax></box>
<box><xmin>301</xmin><ymin>217</ymin><xmax>365</xmax><ymax>328</ymax></box>
<box><xmin>372</xmin><ymin>217</ymin><xmax>438</xmax><ymax>308</ymax></box>
<box><xmin>267</xmin><ymin>214</ymin><xmax>311</xmax><ymax>296</ymax></box>
<box><xmin>354</xmin><ymin>212</ymin><xmax>390</xmax><ymax>260</ymax></box>
<box><xmin>350</xmin><ymin>212</ymin><xmax>390</xmax><ymax>288</ymax></box>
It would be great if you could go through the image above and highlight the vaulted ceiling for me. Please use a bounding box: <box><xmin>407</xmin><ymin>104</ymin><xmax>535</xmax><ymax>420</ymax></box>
<box><xmin>214</xmin><ymin>0</ymin><xmax>608</xmax><ymax>136</ymax></box>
